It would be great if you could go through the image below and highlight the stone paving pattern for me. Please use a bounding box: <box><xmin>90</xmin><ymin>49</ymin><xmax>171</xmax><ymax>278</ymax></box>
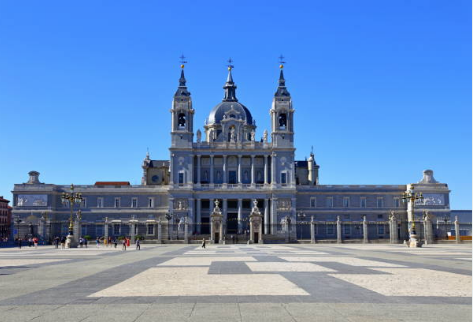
<box><xmin>0</xmin><ymin>244</ymin><xmax>471</xmax><ymax>321</ymax></box>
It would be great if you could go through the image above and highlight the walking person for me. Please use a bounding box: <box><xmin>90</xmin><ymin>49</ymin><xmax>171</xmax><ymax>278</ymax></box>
<box><xmin>122</xmin><ymin>238</ymin><xmax>127</xmax><ymax>251</ymax></box>
<box><xmin>60</xmin><ymin>236</ymin><xmax>66</xmax><ymax>249</ymax></box>
<box><xmin>135</xmin><ymin>238</ymin><xmax>140</xmax><ymax>250</ymax></box>
<box><xmin>33</xmin><ymin>237</ymin><xmax>38</xmax><ymax>249</ymax></box>
<box><xmin>54</xmin><ymin>236</ymin><xmax>59</xmax><ymax>249</ymax></box>
<box><xmin>201</xmin><ymin>238</ymin><xmax>206</xmax><ymax>249</ymax></box>
<box><xmin>84</xmin><ymin>237</ymin><xmax>88</xmax><ymax>248</ymax></box>
<box><xmin>96</xmin><ymin>237</ymin><xmax>100</xmax><ymax>248</ymax></box>
<box><xmin>113</xmin><ymin>238</ymin><xmax>117</xmax><ymax>248</ymax></box>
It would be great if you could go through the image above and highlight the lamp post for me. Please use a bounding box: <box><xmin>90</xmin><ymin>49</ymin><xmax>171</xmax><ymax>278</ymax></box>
<box><xmin>401</xmin><ymin>186</ymin><xmax>424</xmax><ymax>247</ymax></box>
<box><xmin>297</xmin><ymin>212</ymin><xmax>306</xmax><ymax>240</ymax></box>
<box><xmin>61</xmin><ymin>184</ymin><xmax>83</xmax><ymax>248</ymax></box>
<box><xmin>165</xmin><ymin>212</ymin><xmax>173</xmax><ymax>240</ymax></box>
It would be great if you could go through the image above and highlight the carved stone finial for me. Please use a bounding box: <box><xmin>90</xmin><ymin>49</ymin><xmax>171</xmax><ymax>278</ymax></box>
<box><xmin>196</xmin><ymin>129</ymin><xmax>202</xmax><ymax>143</ymax></box>
<box><xmin>418</xmin><ymin>169</ymin><xmax>438</xmax><ymax>184</ymax></box>
<box><xmin>27</xmin><ymin>171</ymin><xmax>41</xmax><ymax>184</ymax></box>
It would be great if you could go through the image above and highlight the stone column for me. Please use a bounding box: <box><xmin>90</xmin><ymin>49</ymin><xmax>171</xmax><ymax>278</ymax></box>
<box><xmin>271</xmin><ymin>198</ymin><xmax>277</xmax><ymax>234</ymax></box>
<box><xmin>73</xmin><ymin>218</ymin><xmax>80</xmax><ymax>244</ymax></box>
<box><xmin>389</xmin><ymin>214</ymin><xmax>398</xmax><ymax>244</ymax></box>
<box><xmin>271</xmin><ymin>154</ymin><xmax>277</xmax><ymax>184</ymax></box>
<box><xmin>238</xmin><ymin>156</ymin><xmax>242</xmax><ymax>184</ymax></box>
<box><xmin>170</xmin><ymin>154</ymin><xmax>174</xmax><ymax>185</ymax></box>
<box><xmin>363</xmin><ymin>215</ymin><xmax>368</xmax><ymax>244</ymax></box>
<box><xmin>310</xmin><ymin>216</ymin><xmax>316</xmax><ymax>244</ymax></box>
<box><xmin>336</xmin><ymin>216</ymin><xmax>342</xmax><ymax>244</ymax></box>
<box><xmin>238</xmin><ymin>199</ymin><xmax>243</xmax><ymax>234</ymax></box>
<box><xmin>455</xmin><ymin>216</ymin><xmax>461</xmax><ymax>244</ymax></box>
<box><xmin>284</xmin><ymin>218</ymin><xmax>290</xmax><ymax>243</ymax></box>
<box><xmin>210</xmin><ymin>219</ymin><xmax>215</xmax><ymax>243</ymax></box>
<box><xmin>188</xmin><ymin>198</ymin><xmax>194</xmax><ymax>234</ymax></box>
<box><xmin>210</xmin><ymin>156</ymin><xmax>214</xmax><ymax>185</ymax></box>
<box><xmin>264</xmin><ymin>199</ymin><xmax>269</xmax><ymax>234</ymax></box>
<box><xmin>219</xmin><ymin>220</ymin><xmax>224</xmax><ymax>244</ymax></box>
<box><xmin>258</xmin><ymin>219</ymin><xmax>263</xmax><ymax>243</ymax></box>
<box><xmin>223</xmin><ymin>155</ymin><xmax>227</xmax><ymax>184</ymax></box>
<box><xmin>249</xmin><ymin>219</ymin><xmax>254</xmax><ymax>243</ymax></box>
<box><xmin>251</xmin><ymin>155</ymin><xmax>255</xmax><ymax>186</ymax></box>
<box><xmin>157</xmin><ymin>220</ymin><xmax>162</xmax><ymax>244</ymax></box>
<box><xmin>196</xmin><ymin>199</ymin><xmax>201</xmax><ymax>234</ymax></box>
<box><xmin>222</xmin><ymin>199</ymin><xmax>227</xmax><ymax>242</ymax></box>
<box><xmin>197</xmin><ymin>155</ymin><xmax>201</xmax><ymax>185</ymax></box>
<box><xmin>264</xmin><ymin>155</ymin><xmax>268</xmax><ymax>185</ymax></box>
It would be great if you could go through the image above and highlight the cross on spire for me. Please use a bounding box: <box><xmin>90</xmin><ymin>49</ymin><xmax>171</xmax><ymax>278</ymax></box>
<box><xmin>278</xmin><ymin>54</ymin><xmax>286</xmax><ymax>68</ymax></box>
<box><xmin>227</xmin><ymin>58</ymin><xmax>234</xmax><ymax>70</ymax></box>
<box><xmin>179</xmin><ymin>54</ymin><xmax>187</xmax><ymax>68</ymax></box>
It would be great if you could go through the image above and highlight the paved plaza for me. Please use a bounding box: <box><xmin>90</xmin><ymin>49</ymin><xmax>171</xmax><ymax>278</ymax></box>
<box><xmin>0</xmin><ymin>243</ymin><xmax>471</xmax><ymax>322</ymax></box>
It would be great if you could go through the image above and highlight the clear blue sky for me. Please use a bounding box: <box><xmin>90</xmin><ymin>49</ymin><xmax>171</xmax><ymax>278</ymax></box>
<box><xmin>0</xmin><ymin>1</ymin><xmax>471</xmax><ymax>209</ymax></box>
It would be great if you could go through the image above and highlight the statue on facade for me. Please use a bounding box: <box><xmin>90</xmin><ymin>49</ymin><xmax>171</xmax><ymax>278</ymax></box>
<box><xmin>263</xmin><ymin>130</ymin><xmax>268</xmax><ymax>143</ymax></box>
<box><xmin>230</xmin><ymin>127</ymin><xmax>236</xmax><ymax>142</ymax></box>
<box><xmin>389</xmin><ymin>210</ymin><xmax>396</xmax><ymax>221</ymax></box>
<box><xmin>196</xmin><ymin>129</ymin><xmax>201</xmax><ymax>143</ymax></box>
<box><xmin>250</xmin><ymin>130</ymin><xmax>255</xmax><ymax>142</ymax></box>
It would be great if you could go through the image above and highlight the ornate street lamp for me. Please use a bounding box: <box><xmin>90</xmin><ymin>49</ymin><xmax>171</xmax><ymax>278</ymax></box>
<box><xmin>401</xmin><ymin>186</ymin><xmax>424</xmax><ymax>247</ymax></box>
<box><xmin>297</xmin><ymin>212</ymin><xmax>306</xmax><ymax>239</ymax></box>
<box><xmin>61</xmin><ymin>184</ymin><xmax>83</xmax><ymax>248</ymax></box>
<box><xmin>443</xmin><ymin>215</ymin><xmax>449</xmax><ymax>240</ymax></box>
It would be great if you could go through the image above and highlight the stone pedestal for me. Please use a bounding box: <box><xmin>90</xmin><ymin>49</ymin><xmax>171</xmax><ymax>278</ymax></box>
<box><xmin>336</xmin><ymin>216</ymin><xmax>342</xmax><ymax>244</ymax></box>
<box><xmin>129</xmin><ymin>219</ymin><xmax>137</xmax><ymax>245</ymax></box>
<box><xmin>310</xmin><ymin>216</ymin><xmax>316</xmax><ymax>244</ymax></box>
<box><xmin>423</xmin><ymin>212</ymin><xmax>434</xmax><ymax>245</ymax></box>
<box><xmin>65</xmin><ymin>234</ymin><xmax>77</xmax><ymax>248</ymax></box>
<box><xmin>389</xmin><ymin>212</ymin><xmax>399</xmax><ymax>244</ymax></box>
<box><xmin>157</xmin><ymin>221</ymin><xmax>163</xmax><ymax>244</ymax></box>
<box><xmin>362</xmin><ymin>216</ymin><xmax>368</xmax><ymax>244</ymax></box>
<box><xmin>184</xmin><ymin>220</ymin><xmax>189</xmax><ymax>244</ymax></box>
<box><xmin>249</xmin><ymin>200</ymin><xmax>263</xmax><ymax>244</ymax></box>
<box><xmin>455</xmin><ymin>216</ymin><xmax>461</xmax><ymax>244</ymax></box>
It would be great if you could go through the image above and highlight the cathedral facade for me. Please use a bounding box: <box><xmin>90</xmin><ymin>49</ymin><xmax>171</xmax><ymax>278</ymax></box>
<box><xmin>11</xmin><ymin>66</ymin><xmax>452</xmax><ymax>243</ymax></box>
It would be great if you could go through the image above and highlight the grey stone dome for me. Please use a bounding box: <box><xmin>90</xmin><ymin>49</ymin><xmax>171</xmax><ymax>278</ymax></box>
<box><xmin>206</xmin><ymin>101</ymin><xmax>253</xmax><ymax>125</ymax></box>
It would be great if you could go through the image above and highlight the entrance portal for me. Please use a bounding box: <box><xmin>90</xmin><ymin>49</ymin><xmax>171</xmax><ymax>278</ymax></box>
<box><xmin>227</xmin><ymin>213</ymin><xmax>238</xmax><ymax>234</ymax></box>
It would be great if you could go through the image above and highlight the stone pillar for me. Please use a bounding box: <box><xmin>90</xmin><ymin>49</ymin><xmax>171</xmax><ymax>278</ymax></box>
<box><xmin>210</xmin><ymin>218</ymin><xmax>215</xmax><ymax>243</ymax></box>
<box><xmin>264</xmin><ymin>155</ymin><xmax>268</xmax><ymax>185</ymax></box>
<box><xmin>219</xmin><ymin>222</ymin><xmax>224</xmax><ymax>244</ymax></box>
<box><xmin>73</xmin><ymin>218</ymin><xmax>80</xmax><ymax>244</ymax></box>
<box><xmin>336</xmin><ymin>216</ymin><xmax>342</xmax><ymax>244</ymax></box>
<box><xmin>196</xmin><ymin>199</ymin><xmax>201</xmax><ymax>234</ymax></box>
<box><xmin>389</xmin><ymin>213</ymin><xmax>398</xmax><ymax>244</ymax></box>
<box><xmin>238</xmin><ymin>199</ymin><xmax>243</xmax><ymax>234</ymax></box>
<box><xmin>284</xmin><ymin>218</ymin><xmax>290</xmax><ymax>243</ymax></box>
<box><xmin>188</xmin><ymin>198</ymin><xmax>194</xmax><ymax>234</ymax></box>
<box><xmin>264</xmin><ymin>199</ymin><xmax>269</xmax><ymax>234</ymax></box>
<box><xmin>423</xmin><ymin>212</ymin><xmax>434</xmax><ymax>245</ymax></box>
<box><xmin>310</xmin><ymin>216</ymin><xmax>316</xmax><ymax>244</ymax></box>
<box><xmin>223</xmin><ymin>155</ymin><xmax>227</xmax><ymax>184</ymax></box>
<box><xmin>455</xmin><ymin>216</ymin><xmax>461</xmax><ymax>244</ymax></box>
<box><xmin>130</xmin><ymin>220</ymin><xmax>137</xmax><ymax>244</ymax></box>
<box><xmin>238</xmin><ymin>156</ymin><xmax>242</xmax><ymax>184</ymax></box>
<box><xmin>210</xmin><ymin>156</ymin><xmax>214</xmax><ymax>185</ymax></box>
<box><xmin>271</xmin><ymin>198</ymin><xmax>278</xmax><ymax>234</ymax></box>
<box><xmin>251</xmin><ymin>155</ymin><xmax>255</xmax><ymax>186</ymax></box>
<box><xmin>363</xmin><ymin>215</ymin><xmax>368</xmax><ymax>244</ymax></box>
<box><xmin>197</xmin><ymin>156</ymin><xmax>201</xmax><ymax>185</ymax></box>
<box><xmin>104</xmin><ymin>217</ymin><xmax>108</xmax><ymax>243</ymax></box>
<box><xmin>184</xmin><ymin>219</ymin><xmax>189</xmax><ymax>244</ymax></box>
<box><xmin>222</xmin><ymin>199</ymin><xmax>227</xmax><ymax>242</ymax></box>
<box><xmin>157</xmin><ymin>220</ymin><xmax>162</xmax><ymax>244</ymax></box>
<box><xmin>271</xmin><ymin>154</ymin><xmax>277</xmax><ymax>184</ymax></box>
<box><xmin>170</xmin><ymin>154</ymin><xmax>174</xmax><ymax>185</ymax></box>
<box><xmin>249</xmin><ymin>219</ymin><xmax>254</xmax><ymax>243</ymax></box>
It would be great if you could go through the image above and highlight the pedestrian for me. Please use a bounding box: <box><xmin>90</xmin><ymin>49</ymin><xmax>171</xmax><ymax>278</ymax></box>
<box><xmin>84</xmin><ymin>238</ymin><xmax>88</xmax><ymax>248</ymax></box>
<box><xmin>122</xmin><ymin>238</ymin><xmax>127</xmax><ymax>251</ymax></box>
<box><xmin>54</xmin><ymin>236</ymin><xmax>59</xmax><ymax>249</ymax></box>
<box><xmin>108</xmin><ymin>236</ymin><xmax>112</xmax><ymax>247</ymax></box>
<box><xmin>60</xmin><ymin>236</ymin><xmax>66</xmax><ymax>249</ymax></box>
<box><xmin>33</xmin><ymin>237</ymin><xmax>38</xmax><ymax>249</ymax></box>
<box><xmin>230</xmin><ymin>235</ymin><xmax>234</xmax><ymax>244</ymax></box>
<box><xmin>79</xmin><ymin>237</ymin><xmax>83</xmax><ymax>248</ymax></box>
<box><xmin>201</xmin><ymin>238</ymin><xmax>206</xmax><ymax>249</ymax></box>
<box><xmin>28</xmin><ymin>237</ymin><xmax>33</xmax><ymax>247</ymax></box>
<box><xmin>114</xmin><ymin>238</ymin><xmax>117</xmax><ymax>248</ymax></box>
<box><xmin>18</xmin><ymin>238</ymin><xmax>22</xmax><ymax>249</ymax></box>
<box><xmin>136</xmin><ymin>238</ymin><xmax>140</xmax><ymax>250</ymax></box>
<box><xmin>96</xmin><ymin>237</ymin><xmax>100</xmax><ymax>248</ymax></box>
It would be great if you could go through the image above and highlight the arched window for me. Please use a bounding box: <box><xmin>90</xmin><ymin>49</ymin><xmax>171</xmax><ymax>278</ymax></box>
<box><xmin>178</xmin><ymin>113</ymin><xmax>186</xmax><ymax>128</ymax></box>
<box><xmin>278</xmin><ymin>113</ymin><xmax>287</xmax><ymax>129</ymax></box>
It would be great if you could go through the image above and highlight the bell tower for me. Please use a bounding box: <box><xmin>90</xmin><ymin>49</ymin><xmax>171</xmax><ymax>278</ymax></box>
<box><xmin>270</xmin><ymin>62</ymin><xmax>294</xmax><ymax>148</ymax></box>
<box><xmin>171</xmin><ymin>61</ymin><xmax>194</xmax><ymax>148</ymax></box>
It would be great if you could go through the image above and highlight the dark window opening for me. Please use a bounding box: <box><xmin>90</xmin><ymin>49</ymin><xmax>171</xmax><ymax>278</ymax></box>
<box><xmin>178</xmin><ymin>113</ymin><xmax>186</xmax><ymax>127</ymax></box>
<box><xmin>278</xmin><ymin>113</ymin><xmax>287</xmax><ymax>129</ymax></box>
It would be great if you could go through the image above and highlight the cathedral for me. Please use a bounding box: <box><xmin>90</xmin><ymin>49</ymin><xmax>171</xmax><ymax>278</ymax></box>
<box><xmin>11</xmin><ymin>65</ymin><xmax>452</xmax><ymax>243</ymax></box>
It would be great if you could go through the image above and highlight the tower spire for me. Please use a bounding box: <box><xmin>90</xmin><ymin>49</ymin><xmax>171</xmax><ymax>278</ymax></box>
<box><xmin>275</xmin><ymin>56</ymin><xmax>290</xmax><ymax>97</ymax></box>
<box><xmin>223</xmin><ymin>58</ymin><xmax>238</xmax><ymax>102</ymax></box>
<box><xmin>175</xmin><ymin>55</ymin><xmax>190</xmax><ymax>97</ymax></box>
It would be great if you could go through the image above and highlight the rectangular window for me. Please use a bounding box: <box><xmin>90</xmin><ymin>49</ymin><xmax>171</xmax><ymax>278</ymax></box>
<box><xmin>97</xmin><ymin>198</ymin><xmax>103</xmax><ymax>208</ymax></box>
<box><xmin>148</xmin><ymin>198</ymin><xmax>154</xmax><ymax>208</ymax></box>
<box><xmin>326</xmin><ymin>197</ymin><xmax>333</xmax><ymax>208</ymax></box>
<box><xmin>377</xmin><ymin>198</ymin><xmax>384</xmax><ymax>208</ymax></box>
<box><xmin>114</xmin><ymin>198</ymin><xmax>120</xmax><ymax>208</ymax></box>
<box><xmin>113</xmin><ymin>224</ymin><xmax>120</xmax><ymax>235</ymax></box>
<box><xmin>377</xmin><ymin>214</ymin><xmax>383</xmax><ymax>219</ymax></box>
<box><xmin>310</xmin><ymin>197</ymin><xmax>316</xmax><ymax>208</ymax></box>
<box><xmin>178</xmin><ymin>173</ymin><xmax>184</xmax><ymax>185</ymax></box>
<box><xmin>343</xmin><ymin>197</ymin><xmax>350</xmax><ymax>208</ymax></box>
<box><xmin>326</xmin><ymin>224</ymin><xmax>334</xmax><ymax>235</ymax></box>
<box><xmin>147</xmin><ymin>225</ymin><xmax>154</xmax><ymax>235</ymax></box>
<box><xmin>360</xmin><ymin>198</ymin><xmax>366</xmax><ymax>208</ymax></box>
<box><xmin>281</xmin><ymin>173</ymin><xmax>287</xmax><ymax>185</ymax></box>
<box><xmin>81</xmin><ymin>225</ymin><xmax>87</xmax><ymax>236</ymax></box>
<box><xmin>82</xmin><ymin>198</ymin><xmax>87</xmax><ymax>208</ymax></box>
<box><xmin>132</xmin><ymin>198</ymin><xmax>138</xmax><ymax>208</ymax></box>
<box><xmin>378</xmin><ymin>225</ymin><xmax>385</xmax><ymax>235</ymax></box>
<box><xmin>344</xmin><ymin>225</ymin><xmax>351</xmax><ymax>235</ymax></box>
<box><xmin>394</xmin><ymin>198</ymin><xmax>400</xmax><ymax>208</ymax></box>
